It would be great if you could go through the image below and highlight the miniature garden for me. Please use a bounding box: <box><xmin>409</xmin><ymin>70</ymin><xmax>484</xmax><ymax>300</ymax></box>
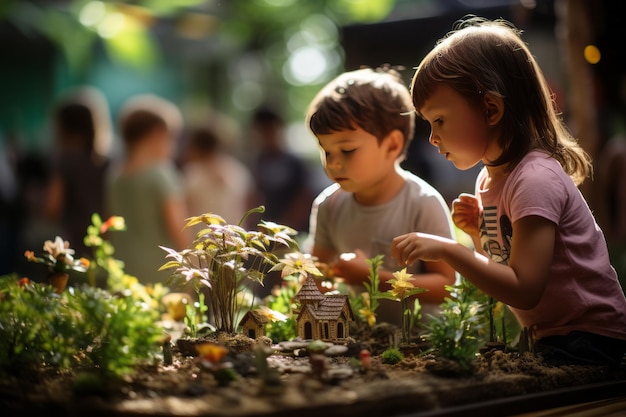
<box><xmin>2</xmin><ymin>207</ymin><xmax>625</xmax><ymax>417</ymax></box>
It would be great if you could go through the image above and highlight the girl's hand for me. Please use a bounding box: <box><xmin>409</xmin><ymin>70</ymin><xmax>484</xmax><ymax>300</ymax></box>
<box><xmin>452</xmin><ymin>193</ymin><xmax>481</xmax><ymax>238</ymax></box>
<box><xmin>391</xmin><ymin>232</ymin><xmax>451</xmax><ymax>267</ymax></box>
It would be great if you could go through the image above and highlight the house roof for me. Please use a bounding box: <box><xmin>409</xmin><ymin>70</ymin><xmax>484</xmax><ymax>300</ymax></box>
<box><xmin>295</xmin><ymin>275</ymin><xmax>325</xmax><ymax>302</ymax></box>
<box><xmin>239</xmin><ymin>309</ymin><xmax>270</xmax><ymax>326</ymax></box>
<box><xmin>299</xmin><ymin>293</ymin><xmax>353</xmax><ymax>321</ymax></box>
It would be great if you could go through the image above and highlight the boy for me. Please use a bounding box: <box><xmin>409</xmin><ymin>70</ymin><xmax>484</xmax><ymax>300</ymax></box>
<box><xmin>107</xmin><ymin>94</ymin><xmax>190</xmax><ymax>285</ymax></box>
<box><xmin>305</xmin><ymin>66</ymin><xmax>456</xmax><ymax>326</ymax></box>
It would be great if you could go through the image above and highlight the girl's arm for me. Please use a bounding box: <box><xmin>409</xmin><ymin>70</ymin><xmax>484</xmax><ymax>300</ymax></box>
<box><xmin>324</xmin><ymin>249</ymin><xmax>455</xmax><ymax>305</ymax></box>
<box><xmin>391</xmin><ymin>215</ymin><xmax>555</xmax><ymax>309</ymax></box>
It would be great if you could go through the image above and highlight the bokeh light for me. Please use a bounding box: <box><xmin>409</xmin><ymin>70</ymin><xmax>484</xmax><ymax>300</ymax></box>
<box><xmin>584</xmin><ymin>44</ymin><xmax>601</xmax><ymax>64</ymax></box>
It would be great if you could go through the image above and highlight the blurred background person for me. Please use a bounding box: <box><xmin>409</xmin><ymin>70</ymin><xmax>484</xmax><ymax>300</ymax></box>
<box><xmin>43</xmin><ymin>86</ymin><xmax>112</xmax><ymax>258</ymax></box>
<box><xmin>180</xmin><ymin>113</ymin><xmax>253</xmax><ymax>225</ymax></box>
<box><xmin>245</xmin><ymin>105</ymin><xmax>315</xmax><ymax>235</ymax></box>
<box><xmin>106</xmin><ymin>94</ymin><xmax>190</xmax><ymax>286</ymax></box>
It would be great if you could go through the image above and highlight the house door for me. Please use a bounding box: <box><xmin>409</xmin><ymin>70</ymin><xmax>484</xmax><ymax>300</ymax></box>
<box><xmin>247</xmin><ymin>329</ymin><xmax>256</xmax><ymax>339</ymax></box>
<box><xmin>337</xmin><ymin>322</ymin><xmax>344</xmax><ymax>338</ymax></box>
<box><xmin>304</xmin><ymin>321</ymin><xmax>313</xmax><ymax>339</ymax></box>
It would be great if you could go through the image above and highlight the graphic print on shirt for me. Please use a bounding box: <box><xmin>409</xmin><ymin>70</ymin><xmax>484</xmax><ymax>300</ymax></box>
<box><xmin>480</xmin><ymin>205</ymin><xmax>511</xmax><ymax>264</ymax></box>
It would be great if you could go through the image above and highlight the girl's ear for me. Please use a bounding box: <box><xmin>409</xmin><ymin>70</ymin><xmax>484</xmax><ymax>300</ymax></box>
<box><xmin>384</xmin><ymin>129</ymin><xmax>404</xmax><ymax>159</ymax></box>
<box><xmin>484</xmin><ymin>92</ymin><xmax>504</xmax><ymax>126</ymax></box>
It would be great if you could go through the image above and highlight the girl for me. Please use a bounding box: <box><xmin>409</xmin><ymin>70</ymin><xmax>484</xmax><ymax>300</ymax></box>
<box><xmin>391</xmin><ymin>16</ymin><xmax>626</xmax><ymax>366</ymax></box>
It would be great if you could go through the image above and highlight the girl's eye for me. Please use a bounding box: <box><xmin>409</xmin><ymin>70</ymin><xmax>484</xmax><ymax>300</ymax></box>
<box><xmin>433</xmin><ymin>118</ymin><xmax>442</xmax><ymax>126</ymax></box>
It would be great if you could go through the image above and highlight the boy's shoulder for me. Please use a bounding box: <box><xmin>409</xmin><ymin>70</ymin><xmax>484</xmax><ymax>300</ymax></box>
<box><xmin>399</xmin><ymin>169</ymin><xmax>445</xmax><ymax>197</ymax></box>
<box><xmin>314</xmin><ymin>169</ymin><xmax>446</xmax><ymax>210</ymax></box>
<box><xmin>313</xmin><ymin>182</ymin><xmax>344</xmax><ymax>206</ymax></box>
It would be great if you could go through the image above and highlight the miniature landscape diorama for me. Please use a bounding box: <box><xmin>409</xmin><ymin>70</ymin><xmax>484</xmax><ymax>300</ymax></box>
<box><xmin>2</xmin><ymin>207</ymin><xmax>625</xmax><ymax>417</ymax></box>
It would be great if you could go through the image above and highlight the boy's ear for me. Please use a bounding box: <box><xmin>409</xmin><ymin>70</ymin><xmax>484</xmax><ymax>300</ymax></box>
<box><xmin>484</xmin><ymin>92</ymin><xmax>504</xmax><ymax>126</ymax></box>
<box><xmin>384</xmin><ymin>129</ymin><xmax>404</xmax><ymax>158</ymax></box>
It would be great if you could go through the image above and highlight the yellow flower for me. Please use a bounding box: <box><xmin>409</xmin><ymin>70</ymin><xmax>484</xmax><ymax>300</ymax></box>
<box><xmin>275</xmin><ymin>252</ymin><xmax>323</xmax><ymax>278</ymax></box>
<box><xmin>388</xmin><ymin>268</ymin><xmax>415</xmax><ymax>300</ymax></box>
<box><xmin>359</xmin><ymin>308</ymin><xmax>377</xmax><ymax>327</ymax></box>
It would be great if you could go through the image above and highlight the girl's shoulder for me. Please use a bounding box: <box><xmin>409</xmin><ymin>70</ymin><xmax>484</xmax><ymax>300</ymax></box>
<box><xmin>511</xmin><ymin>150</ymin><xmax>568</xmax><ymax>182</ymax></box>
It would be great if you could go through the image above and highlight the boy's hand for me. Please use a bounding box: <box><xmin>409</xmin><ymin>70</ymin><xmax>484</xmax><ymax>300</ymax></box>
<box><xmin>330</xmin><ymin>250</ymin><xmax>369</xmax><ymax>285</ymax></box>
<box><xmin>452</xmin><ymin>193</ymin><xmax>481</xmax><ymax>238</ymax></box>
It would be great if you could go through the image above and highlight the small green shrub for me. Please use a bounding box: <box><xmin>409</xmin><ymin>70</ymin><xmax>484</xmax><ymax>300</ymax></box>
<box><xmin>423</xmin><ymin>278</ymin><xmax>487</xmax><ymax>369</ymax></box>
<box><xmin>0</xmin><ymin>274</ymin><xmax>162</xmax><ymax>380</ymax></box>
<box><xmin>380</xmin><ymin>347</ymin><xmax>404</xmax><ymax>365</ymax></box>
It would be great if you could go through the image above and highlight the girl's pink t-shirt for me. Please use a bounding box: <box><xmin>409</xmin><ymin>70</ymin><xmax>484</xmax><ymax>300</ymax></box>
<box><xmin>477</xmin><ymin>150</ymin><xmax>626</xmax><ymax>341</ymax></box>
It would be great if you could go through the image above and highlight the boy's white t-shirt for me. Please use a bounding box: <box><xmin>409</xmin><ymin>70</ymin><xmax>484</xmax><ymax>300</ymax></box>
<box><xmin>477</xmin><ymin>150</ymin><xmax>626</xmax><ymax>341</ymax></box>
<box><xmin>308</xmin><ymin>169</ymin><xmax>455</xmax><ymax>325</ymax></box>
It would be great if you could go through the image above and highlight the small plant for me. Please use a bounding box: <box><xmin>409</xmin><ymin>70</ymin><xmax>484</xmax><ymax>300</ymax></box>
<box><xmin>380</xmin><ymin>347</ymin><xmax>404</xmax><ymax>365</ymax></box>
<box><xmin>378</xmin><ymin>268</ymin><xmax>427</xmax><ymax>343</ymax></box>
<box><xmin>24</xmin><ymin>236</ymin><xmax>90</xmax><ymax>292</ymax></box>
<box><xmin>67</xmin><ymin>285</ymin><xmax>163</xmax><ymax>380</ymax></box>
<box><xmin>356</xmin><ymin>255</ymin><xmax>385</xmax><ymax>327</ymax></box>
<box><xmin>253</xmin><ymin>305</ymin><xmax>292</xmax><ymax>342</ymax></box>
<box><xmin>159</xmin><ymin>206</ymin><xmax>300</xmax><ymax>333</ymax></box>
<box><xmin>423</xmin><ymin>278</ymin><xmax>487</xmax><ymax>369</ymax></box>
<box><xmin>24</xmin><ymin>236</ymin><xmax>90</xmax><ymax>276</ymax></box>
<box><xmin>0</xmin><ymin>274</ymin><xmax>162</xmax><ymax>380</ymax></box>
<box><xmin>183</xmin><ymin>291</ymin><xmax>213</xmax><ymax>338</ymax></box>
<box><xmin>262</xmin><ymin>281</ymin><xmax>299</xmax><ymax>342</ymax></box>
<box><xmin>83</xmin><ymin>214</ymin><xmax>166</xmax><ymax>320</ymax></box>
<box><xmin>83</xmin><ymin>213</ymin><xmax>127</xmax><ymax>288</ymax></box>
<box><xmin>253</xmin><ymin>344</ymin><xmax>283</xmax><ymax>394</ymax></box>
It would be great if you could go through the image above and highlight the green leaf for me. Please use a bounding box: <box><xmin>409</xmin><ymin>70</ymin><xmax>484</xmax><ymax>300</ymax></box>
<box><xmin>103</xmin><ymin>23</ymin><xmax>159</xmax><ymax>71</ymax></box>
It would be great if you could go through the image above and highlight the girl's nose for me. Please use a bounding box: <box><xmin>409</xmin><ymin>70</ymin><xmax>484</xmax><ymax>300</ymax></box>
<box><xmin>429</xmin><ymin>131</ymin><xmax>439</xmax><ymax>146</ymax></box>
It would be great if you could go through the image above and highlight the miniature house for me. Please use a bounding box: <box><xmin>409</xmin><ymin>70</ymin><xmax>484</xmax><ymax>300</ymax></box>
<box><xmin>239</xmin><ymin>309</ymin><xmax>269</xmax><ymax>339</ymax></box>
<box><xmin>294</xmin><ymin>274</ymin><xmax>354</xmax><ymax>341</ymax></box>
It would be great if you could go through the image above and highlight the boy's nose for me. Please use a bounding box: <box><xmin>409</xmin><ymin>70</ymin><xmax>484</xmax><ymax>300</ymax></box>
<box><xmin>325</xmin><ymin>155</ymin><xmax>341</xmax><ymax>170</ymax></box>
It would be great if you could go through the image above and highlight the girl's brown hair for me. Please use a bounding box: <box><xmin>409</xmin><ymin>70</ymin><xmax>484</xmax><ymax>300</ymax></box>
<box><xmin>411</xmin><ymin>16</ymin><xmax>592</xmax><ymax>185</ymax></box>
<box><xmin>306</xmin><ymin>66</ymin><xmax>415</xmax><ymax>158</ymax></box>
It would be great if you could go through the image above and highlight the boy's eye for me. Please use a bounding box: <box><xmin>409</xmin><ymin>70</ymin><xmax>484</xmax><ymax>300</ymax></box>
<box><xmin>342</xmin><ymin>149</ymin><xmax>356</xmax><ymax>154</ymax></box>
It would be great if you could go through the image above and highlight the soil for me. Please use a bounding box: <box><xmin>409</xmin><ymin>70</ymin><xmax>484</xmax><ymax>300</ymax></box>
<box><xmin>2</xmin><ymin>328</ymin><xmax>626</xmax><ymax>417</ymax></box>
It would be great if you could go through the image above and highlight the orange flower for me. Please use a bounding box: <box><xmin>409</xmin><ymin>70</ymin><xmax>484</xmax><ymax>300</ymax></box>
<box><xmin>100</xmin><ymin>216</ymin><xmax>126</xmax><ymax>234</ymax></box>
<box><xmin>18</xmin><ymin>277</ymin><xmax>31</xmax><ymax>287</ymax></box>
<box><xmin>196</xmin><ymin>343</ymin><xmax>228</xmax><ymax>364</ymax></box>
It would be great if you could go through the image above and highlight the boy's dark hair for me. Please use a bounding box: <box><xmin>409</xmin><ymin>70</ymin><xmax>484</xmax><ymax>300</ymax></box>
<box><xmin>188</xmin><ymin>125</ymin><xmax>220</xmax><ymax>154</ymax></box>
<box><xmin>55</xmin><ymin>103</ymin><xmax>96</xmax><ymax>152</ymax></box>
<box><xmin>253</xmin><ymin>105</ymin><xmax>284</xmax><ymax>127</ymax></box>
<box><xmin>306</xmin><ymin>66</ymin><xmax>415</xmax><ymax>157</ymax></box>
<box><xmin>118</xmin><ymin>94</ymin><xmax>182</xmax><ymax>148</ymax></box>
